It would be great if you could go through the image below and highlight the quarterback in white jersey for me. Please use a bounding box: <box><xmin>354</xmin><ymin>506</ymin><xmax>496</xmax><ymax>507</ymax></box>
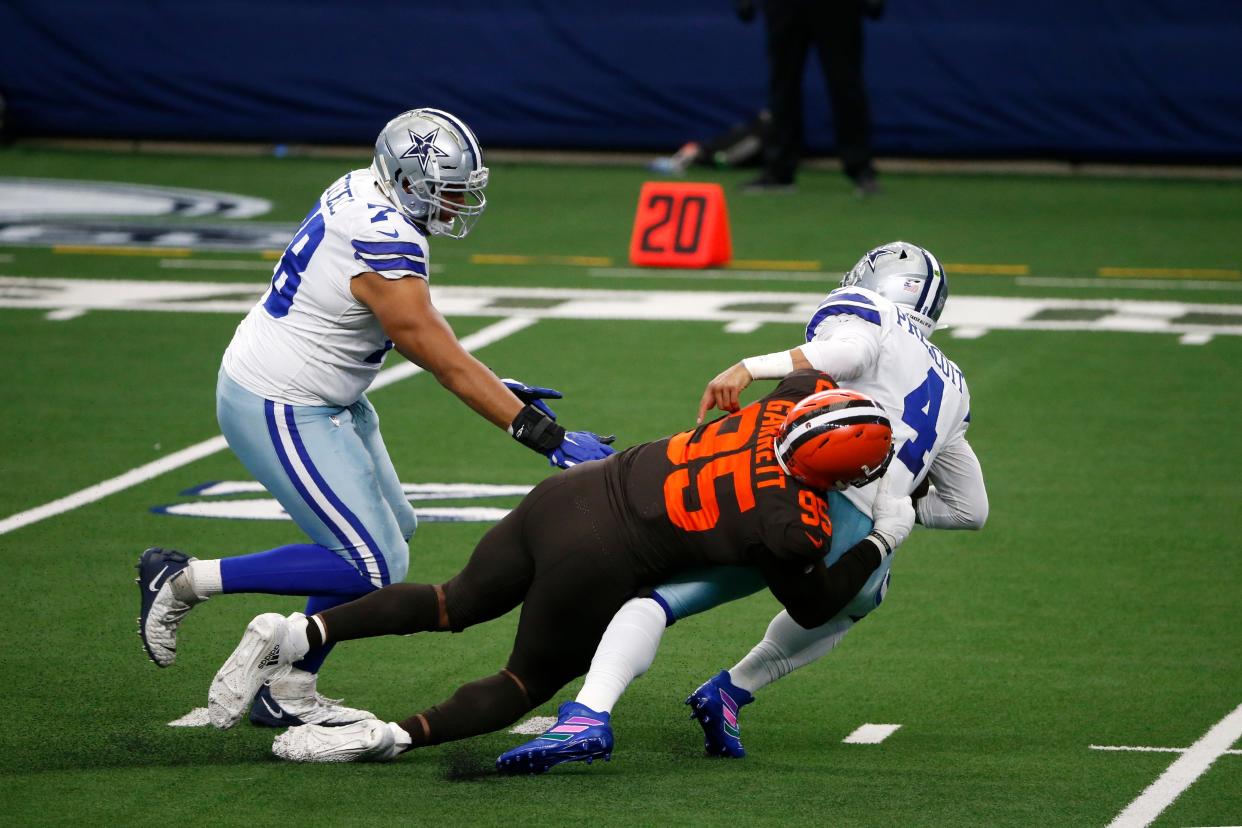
<box><xmin>685</xmin><ymin>240</ymin><xmax>987</xmax><ymax>756</ymax></box>
<box><xmin>136</xmin><ymin>108</ymin><xmax>614</xmax><ymax>731</ymax></box>
<box><xmin>771</xmin><ymin>263</ymin><xmax>983</xmax><ymax>528</ymax></box>
<box><xmin>498</xmin><ymin>241</ymin><xmax>986</xmax><ymax>772</ymax></box>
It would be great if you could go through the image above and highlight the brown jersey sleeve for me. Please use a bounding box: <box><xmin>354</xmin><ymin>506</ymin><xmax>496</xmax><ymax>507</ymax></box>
<box><xmin>756</xmin><ymin>538</ymin><xmax>883</xmax><ymax>629</ymax></box>
<box><xmin>759</xmin><ymin>489</ymin><xmax>831</xmax><ymax>561</ymax></box>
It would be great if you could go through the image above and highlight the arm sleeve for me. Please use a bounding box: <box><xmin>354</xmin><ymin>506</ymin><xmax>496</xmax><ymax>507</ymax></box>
<box><xmin>796</xmin><ymin>316</ymin><xmax>881</xmax><ymax>383</ymax></box>
<box><xmin>915</xmin><ymin>436</ymin><xmax>988</xmax><ymax>529</ymax></box>
<box><xmin>757</xmin><ymin>538</ymin><xmax>884</xmax><ymax>629</ymax></box>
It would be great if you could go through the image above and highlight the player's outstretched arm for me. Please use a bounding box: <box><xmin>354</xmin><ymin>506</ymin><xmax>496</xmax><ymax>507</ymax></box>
<box><xmin>696</xmin><ymin>349</ymin><xmax>812</xmax><ymax>423</ymax></box>
<box><xmin>351</xmin><ymin>273</ymin><xmax>614</xmax><ymax>467</ymax></box>
<box><xmin>353</xmin><ymin>273</ymin><xmax>523</xmax><ymax>426</ymax></box>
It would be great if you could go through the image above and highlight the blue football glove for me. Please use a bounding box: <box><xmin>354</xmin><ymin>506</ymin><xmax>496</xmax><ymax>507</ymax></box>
<box><xmin>502</xmin><ymin>378</ymin><xmax>563</xmax><ymax>421</ymax></box>
<box><xmin>548</xmin><ymin>431</ymin><xmax>616</xmax><ymax>469</ymax></box>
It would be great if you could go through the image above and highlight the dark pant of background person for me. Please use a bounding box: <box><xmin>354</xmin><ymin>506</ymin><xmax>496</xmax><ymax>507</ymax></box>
<box><xmin>762</xmin><ymin>0</ymin><xmax>874</xmax><ymax>184</ymax></box>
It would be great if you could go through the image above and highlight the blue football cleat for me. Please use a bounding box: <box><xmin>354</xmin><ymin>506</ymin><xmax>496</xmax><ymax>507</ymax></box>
<box><xmin>248</xmin><ymin>670</ymin><xmax>376</xmax><ymax>728</ymax></box>
<box><xmin>496</xmin><ymin>701</ymin><xmax>614</xmax><ymax>775</ymax></box>
<box><xmin>135</xmin><ymin>547</ymin><xmax>197</xmax><ymax>667</ymax></box>
<box><xmin>249</xmin><ymin>684</ymin><xmax>302</xmax><ymax>727</ymax></box>
<box><xmin>685</xmin><ymin>670</ymin><xmax>754</xmax><ymax>758</ymax></box>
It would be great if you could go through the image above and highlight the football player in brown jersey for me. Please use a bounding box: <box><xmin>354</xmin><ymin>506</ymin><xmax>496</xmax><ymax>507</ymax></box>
<box><xmin>205</xmin><ymin>371</ymin><xmax>912</xmax><ymax>765</ymax></box>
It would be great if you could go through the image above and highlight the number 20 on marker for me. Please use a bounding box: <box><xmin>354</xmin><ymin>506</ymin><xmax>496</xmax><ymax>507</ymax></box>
<box><xmin>628</xmin><ymin>182</ymin><xmax>732</xmax><ymax>269</ymax></box>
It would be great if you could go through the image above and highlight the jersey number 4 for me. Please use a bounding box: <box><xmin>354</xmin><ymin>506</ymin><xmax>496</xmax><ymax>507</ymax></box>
<box><xmin>897</xmin><ymin>368</ymin><xmax>944</xmax><ymax>476</ymax></box>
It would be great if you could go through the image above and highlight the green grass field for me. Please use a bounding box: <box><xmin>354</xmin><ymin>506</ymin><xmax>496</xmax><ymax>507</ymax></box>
<box><xmin>1</xmin><ymin>147</ymin><xmax>1240</xmax><ymax>826</ymax></box>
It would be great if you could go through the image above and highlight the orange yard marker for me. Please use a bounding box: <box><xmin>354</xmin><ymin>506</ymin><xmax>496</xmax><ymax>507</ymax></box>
<box><xmin>629</xmin><ymin>182</ymin><xmax>731</xmax><ymax>269</ymax></box>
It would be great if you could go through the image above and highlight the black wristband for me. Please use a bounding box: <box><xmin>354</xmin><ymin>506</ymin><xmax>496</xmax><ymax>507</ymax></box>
<box><xmin>865</xmin><ymin>530</ymin><xmax>892</xmax><ymax>560</ymax></box>
<box><xmin>509</xmin><ymin>404</ymin><xmax>565</xmax><ymax>455</ymax></box>
<box><xmin>842</xmin><ymin>533</ymin><xmax>888</xmax><ymax>571</ymax></box>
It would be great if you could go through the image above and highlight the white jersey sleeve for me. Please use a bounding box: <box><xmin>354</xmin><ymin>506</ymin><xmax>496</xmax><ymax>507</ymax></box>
<box><xmin>916</xmin><ymin>435</ymin><xmax>989</xmax><ymax>529</ymax></box>
<box><xmin>801</xmin><ymin>287</ymin><xmax>978</xmax><ymax>520</ymax></box>
<box><xmin>797</xmin><ymin>315</ymin><xmax>880</xmax><ymax>383</ymax></box>
<box><xmin>221</xmin><ymin>168</ymin><xmax>430</xmax><ymax>407</ymax></box>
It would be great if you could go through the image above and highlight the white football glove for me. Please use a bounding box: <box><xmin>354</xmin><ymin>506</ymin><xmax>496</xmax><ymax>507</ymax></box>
<box><xmin>869</xmin><ymin>473</ymin><xmax>916</xmax><ymax>557</ymax></box>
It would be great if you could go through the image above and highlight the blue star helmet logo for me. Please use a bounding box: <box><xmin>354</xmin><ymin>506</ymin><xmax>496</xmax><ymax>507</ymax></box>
<box><xmin>866</xmin><ymin>246</ymin><xmax>900</xmax><ymax>270</ymax></box>
<box><xmin>400</xmin><ymin>128</ymin><xmax>450</xmax><ymax>175</ymax></box>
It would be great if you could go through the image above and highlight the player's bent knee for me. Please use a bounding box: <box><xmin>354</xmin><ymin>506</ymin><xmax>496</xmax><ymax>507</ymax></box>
<box><xmin>377</xmin><ymin>533</ymin><xmax>410</xmax><ymax>585</ymax></box>
<box><xmin>393</xmin><ymin>501</ymin><xmax>418</xmax><ymax>543</ymax></box>
<box><xmin>383</xmin><ymin>548</ymin><xmax>410</xmax><ymax>585</ymax></box>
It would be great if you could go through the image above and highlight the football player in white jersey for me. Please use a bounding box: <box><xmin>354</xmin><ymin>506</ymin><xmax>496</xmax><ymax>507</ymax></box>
<box><xmin>135</xmin><ymin>108</ymin><xmax>614</xmax><ymax>728</ymax></box>
<box><xmin>498</xmin><ymin>241</ymin><xmax>987</xmax><ymax>773</ymax></box>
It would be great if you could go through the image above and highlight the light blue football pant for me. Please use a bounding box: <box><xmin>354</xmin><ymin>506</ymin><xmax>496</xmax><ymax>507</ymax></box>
<box><xmin>651</xmin><ymin>491</ymin><xmax>893</xmax><ymax>625</ymax></box>
<box><xmin>215</xmin><ymin>369</ymin><xmax>416</xmax><ymax>590</ymax></box>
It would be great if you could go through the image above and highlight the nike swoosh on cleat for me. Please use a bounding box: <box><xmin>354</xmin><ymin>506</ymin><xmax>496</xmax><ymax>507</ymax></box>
<box><xmin>260</xmin><ymin>697</ymin><xmax>283</xmax><ymax>719</ymax></box>
<box><xmin>147</xmin><ymin>564</ymin><xmax>171</xmax><ymax>592</ymax></box>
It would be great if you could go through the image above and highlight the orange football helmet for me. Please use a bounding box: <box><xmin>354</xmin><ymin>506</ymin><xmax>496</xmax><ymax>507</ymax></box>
<box><xmin>774</xmin><ymin>389</ymin><xmax>893</xmax><ymax>490</ymax></box>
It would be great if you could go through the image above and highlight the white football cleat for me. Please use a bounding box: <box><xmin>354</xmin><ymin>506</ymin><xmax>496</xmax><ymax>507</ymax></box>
<box><xmin>249</xmin><ymin>668</ymin><xmax>376</xmax><ymax>727</ymax></box>
<box><xmin>208</xmin><ymin>612</ymin><xmax>298</xmax><ymax>729</ymax></box>
<box><xmin>272</xmin><ymin>719</ymin><xmax>409</xmax><ymax>763</ymax></box>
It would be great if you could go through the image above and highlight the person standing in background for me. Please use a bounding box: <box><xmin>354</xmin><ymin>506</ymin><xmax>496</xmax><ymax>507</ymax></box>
<box><xmin>740</xmin><ymin>0</ymin><xmax>884</xmax><ymax>196</ymax></box>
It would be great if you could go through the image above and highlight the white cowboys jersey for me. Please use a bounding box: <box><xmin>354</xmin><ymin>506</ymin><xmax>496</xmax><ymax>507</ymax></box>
<box><xmin>223</xmin><ymin>168</ymin><xmax>429</xmax><ymax>407</ymax></box>
<box><xmin>801</xmin><ymin>286</ymin><xmax>973</xmax><ymax>516</ymax></box>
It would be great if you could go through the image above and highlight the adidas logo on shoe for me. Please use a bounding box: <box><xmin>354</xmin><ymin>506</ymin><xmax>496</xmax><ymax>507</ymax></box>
<box><xmin>258</xmin><ymin>645</ymin><xmax>281</xmax><ymax>669</ymax></box>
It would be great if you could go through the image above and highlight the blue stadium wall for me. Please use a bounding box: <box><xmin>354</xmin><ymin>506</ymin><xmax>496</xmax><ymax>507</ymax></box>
<box><xmin>2</xmin><ymin>1</ymin><xmax>1239</xmax><ymax>159</ymax></box>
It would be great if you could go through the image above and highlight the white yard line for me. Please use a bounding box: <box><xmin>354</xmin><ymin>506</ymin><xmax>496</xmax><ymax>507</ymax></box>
<box><xmin>0</xmin><ymin>316</ymin><xmax>537</xmax><ymax>537</ymax></box>
<box><xmin>843</xmin><ymin>723</ymin><xmax>902</xmax><ymax>744</ymax></box>
<box><xmin>1107</xmin><ymin>702</ymin><xmax>1242</xmax><ymax>828</ymax></box>
<box><xmin>0</xmin><ymin>437</ymin><xmax>229</xmax><ymax>537</ymax></box>
<box><xmin>5</xmin><ymin>276</ymin><xmax>1242</xmax><ymax>340</ymax></box>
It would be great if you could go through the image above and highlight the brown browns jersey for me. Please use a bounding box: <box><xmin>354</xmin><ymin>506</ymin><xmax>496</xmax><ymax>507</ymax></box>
<box><xmin>601</xmin><ymin>369</ymin><xmax>840</xmax><ymax>581</ymax></box>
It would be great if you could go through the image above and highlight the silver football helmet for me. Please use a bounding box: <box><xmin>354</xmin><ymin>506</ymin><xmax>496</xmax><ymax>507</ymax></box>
<box><xmin>371</xmin><ymin>108</ymin><xmax>489</xmax><ymax>239</ymax></box>
<box><xmin>840</xmin><ymin>241</ymin><xmax>948</xmax><ymax>338</ymax></box>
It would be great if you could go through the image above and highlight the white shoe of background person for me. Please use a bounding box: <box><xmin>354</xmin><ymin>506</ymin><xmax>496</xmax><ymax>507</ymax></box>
<box><xmin>208</xmin><ymin>612</ymin><xmax>306</xmax><ymax>728</ymax></box>
<box><xmin>273</xmin><ymin>719</ymin><xmax>410</xmax><ymax>763</ymax></box>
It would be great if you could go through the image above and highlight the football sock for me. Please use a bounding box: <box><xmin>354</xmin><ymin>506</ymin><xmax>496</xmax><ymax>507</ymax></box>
<box><xmin>283</xmin><ymin>613</ymin><xmax>312</xmax><ymax>662</ymax></box>
<box><xmin>727</xmin><ymin>612</ymin><xmax>854</xmax><ymax>694</ymax></box>
<box><xmin>186</xmin><ymin>559</ymin><xmax>222</xmax><ymax>598</ymax></box>
<box><xmin>576</xmin><ymin>597</ymin><xmax>667</xmax><ymax>713</ymax></box>
<box><xmin>219</xmin><ymin>543</ymin><xmax>377</xmax><ymax>596</ymax></box>
<box><xmin>400</xmin><ymin>670</ymin><xmax>530</xmax><ymax>748</ymax></box>
<box><xmin>316</xmin><ymin>583</ymin><xmax>440</xmax><ymax>642</ymax></box>
<box><xmin>291</xmin><ymin>595</ymin><xmax>349</xmax><ymax>673</ymax></box>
